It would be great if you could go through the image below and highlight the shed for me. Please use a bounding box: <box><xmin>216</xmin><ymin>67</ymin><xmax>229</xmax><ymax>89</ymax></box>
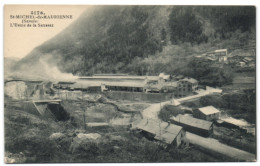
<box><xmin>170</xmin><ymin>115</ymin><xmax>213</xmax><ymax>137</ymax></box>
<box><xmin>194</xmin><ymin>106</ymin><xmax>220</xmax><ymax>121</ymax></box>
<box><xmin>134</xmin><ymin>119</ymin><xmax>185</xmax><ymax>147</ymax></box>
<box><xmin>159</xmin><ymin>73</ymin><xmax>171</xmax><ymax>81</ymax></box>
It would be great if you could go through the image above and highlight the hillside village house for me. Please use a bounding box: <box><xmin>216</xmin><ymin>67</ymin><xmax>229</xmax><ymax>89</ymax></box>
<box><xmin>133</xmin><ymin>119</ymin><xmax>186</xmax><ymax>148</ymax></box>
<box><xmin>239</xmin><ymin>61</ymin><xmax>246</xmax><ymax>67</ymax></box>
<box><xmin>240</xmin><ymin>57</ymin><xmax>255</xmax><ymax>68</ymax></box>
<box><xmin>206</xmin><ymin>49</ymin><xmax>228</xmax><ymax>62</ymax></box>
<box><xmin>193</xmin><ymin>106</ymin><xmax>220</xmax><ymax>121</ymax></box>
<box><xmin>214</xmin><ymin>49</ymin><xmax>228</xmax><ymax>62</ymax></box>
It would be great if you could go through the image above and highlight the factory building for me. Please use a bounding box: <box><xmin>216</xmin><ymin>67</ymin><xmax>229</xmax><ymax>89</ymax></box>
<box><xmin>170</xmin><ymin>115</ymin><xmax>213</xmax><ymax>137</ymax></box>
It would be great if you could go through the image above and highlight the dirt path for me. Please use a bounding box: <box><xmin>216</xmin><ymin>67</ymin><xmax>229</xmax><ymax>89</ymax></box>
<box><xmin>186</xmin><ymin>132</ymin><xmax>255</xmax><ymax>161</ymax></box>
<box><xmin>177</xmin><ymin>88</ymin><xmax>222</xmax><ymax>103</ymax></box>
<box><xmin>141</xmin><ymin>101</ymin><xmax>170</xmax><ymax>119</ymax></box>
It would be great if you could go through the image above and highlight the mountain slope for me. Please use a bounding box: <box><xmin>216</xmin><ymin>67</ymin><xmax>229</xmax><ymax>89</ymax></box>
<box><xmin>12</xmin><ymin>6</ymin><xmax>255</xmax><ymax>78</ymax></box>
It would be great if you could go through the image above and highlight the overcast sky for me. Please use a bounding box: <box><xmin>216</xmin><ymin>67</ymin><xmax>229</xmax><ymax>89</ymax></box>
<box><xmin>4</xmin><ymin>5</ymin><xmax>88</xmax><ymax>59</ymax></box>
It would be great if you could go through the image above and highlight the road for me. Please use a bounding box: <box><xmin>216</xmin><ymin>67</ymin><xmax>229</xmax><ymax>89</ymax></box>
<box><xmin>142</xmin><ymin>100</ymin><xmax>171</xmax><ymax>119</ymax></box>
<box><xmin>177</xmin><ymin>87</ymin><xmax>222</xmax><ymax>103</ymax></box>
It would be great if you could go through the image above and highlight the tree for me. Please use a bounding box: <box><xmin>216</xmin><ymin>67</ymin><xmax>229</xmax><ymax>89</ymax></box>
<box><xmin>161</xmin><ymin>28</ymin><xmax>167</xmax><ymax>45</ymax></box>
<box><xmin>168</xmin><ymin>7</ymin><xmax>207</xmax><ymax>44</ymax></box>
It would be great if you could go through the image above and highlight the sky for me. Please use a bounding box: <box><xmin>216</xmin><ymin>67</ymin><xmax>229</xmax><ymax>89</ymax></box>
<box><xmin>4</xmin><ymin>5</ymin><xmax>89</xmax><ymax>59</ymax></box>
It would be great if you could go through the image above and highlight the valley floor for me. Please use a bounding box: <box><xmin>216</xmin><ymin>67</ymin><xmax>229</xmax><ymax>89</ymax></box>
<box><xmin>4</xmin><ymin>97</ymin><xmax>237</xmax><ymax>163</ymax></box>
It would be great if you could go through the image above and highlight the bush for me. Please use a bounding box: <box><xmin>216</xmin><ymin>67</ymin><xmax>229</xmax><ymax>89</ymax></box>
<box><xmin>200</xmin><ymin>94</ymin><xmax>226</xmax><ymax>108</ymax></box>
<box><xmin>184</xmin><ymin>58</ymin><xmax>234</xmax><ymax>87</ymax></box>
<box><xmin>158</xmin><ymin>105</ymin><xmax>183</xmax><ymax>121</ymax></box>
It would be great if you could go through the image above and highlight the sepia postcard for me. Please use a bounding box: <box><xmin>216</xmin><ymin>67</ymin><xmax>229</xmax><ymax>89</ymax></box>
<box><xmin>4</xmin><ymin>5</ymin><xmax>256</xmax><ymax>163</ymax></box>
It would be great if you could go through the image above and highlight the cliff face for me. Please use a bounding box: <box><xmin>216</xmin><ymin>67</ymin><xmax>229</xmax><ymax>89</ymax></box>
<box><xmin>12</xmin><ymin>6</ymin><xmax>255</xmax><ymax>78</ymax></box>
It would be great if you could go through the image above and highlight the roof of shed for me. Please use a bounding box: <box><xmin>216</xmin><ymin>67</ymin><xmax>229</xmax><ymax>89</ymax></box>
<box><xmin>214</xmin><ymin>49</ymin><xmax>227</xmax><ymax>53</ymax></box>
<box><xmin>71</xmin><ymin>80</ymin><xmax>145</xmax><ymax>88</ymax></box>
<box><xmin>198</xmin><ymin>106</ymin><xmax>220</xmax><ymax>115</ymax></box>
<box><xmin>135</xmin><ymin>119</ymin><xmax>183</xmax><ymax>144</ymax></box>
<box><xmin>105</xmin><ymin>81</ymin><xmax>146</xmax><ymax>87</ymax></box>
<box><xmin>171</xmin><ymin>115</ymin><xmax>213</xmax><ymax>130</ymax></box>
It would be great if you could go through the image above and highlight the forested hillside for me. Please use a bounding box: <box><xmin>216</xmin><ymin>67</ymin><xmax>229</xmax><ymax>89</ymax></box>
<box><xmin>13</xmin><ymin>6</ymin><xmax>255</xmax><ymax>85</ymax></box>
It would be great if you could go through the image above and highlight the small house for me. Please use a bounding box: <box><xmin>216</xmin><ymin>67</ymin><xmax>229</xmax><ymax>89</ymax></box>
<box><xmin>206</xmin><ymin>49</ymin><xmax>228</xmax><ymax>62</ymax></box>
<box><xmin>134</xmin><ymin>119</ymin><xmax>186</xmax><ymax>147</ymax></box>
<box><xmin>242</xmin><ymin>57</ymin><xmax>254</xmax><ymax>63</ymax></box>
<box><xmin>159</xmin><ymin>73</ymin><xmax>171</xmax><ymax>82</ymax></box>
<box><xmin>177</xmin><ymin>78</ymin><xmax>198</xmax><ymax>97</ymax></box>
<box><xmin>170</xmin><ymin>115</ymin><xmax>213</xmax><ymax>137</ymax></box>
<box><xmin>194</xmin><ymin>106</ymin><xmax>220</xmax><ymax>121</ymax></box>
<box><xmin>240</xmin><ymin>61</ymin><xmax>246</xmax><ymax>67</ymax></box>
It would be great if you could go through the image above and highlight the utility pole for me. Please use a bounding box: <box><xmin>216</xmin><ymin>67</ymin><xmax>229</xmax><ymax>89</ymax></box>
<box><xmin>83</xmin><ymin>108</ymin><xmax>86</xmax><ymax>130</ymax></box>
<box><xmin>159</xmin><ymin>120</ymin><xmax>161</xmax><ymax>142</ymax></box>
<box><xmin>81</xmin><ymin>83</ymin><xmax>83</xmax><ymax>100</ymax></box>
<box><xmin>58</xmin><ymin>88</ymin><xmax>60</xmax><ymax>99</ymax></box>
<box><xmin>160</xmin><ymin>98</ymin><xmax>161</xmax><ymax>110</ymax></box>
